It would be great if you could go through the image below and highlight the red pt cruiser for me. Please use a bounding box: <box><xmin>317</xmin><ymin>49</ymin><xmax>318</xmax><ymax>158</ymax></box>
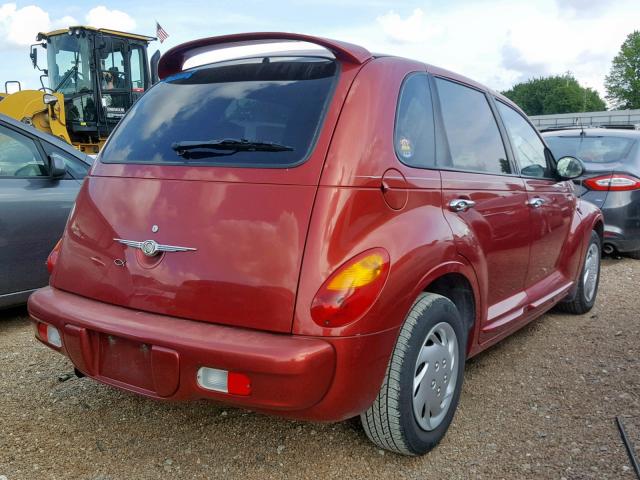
<box><xmin>29</xmin><ymin>33</ymin><xmax>603</xmax><ymax>455</ymax></box>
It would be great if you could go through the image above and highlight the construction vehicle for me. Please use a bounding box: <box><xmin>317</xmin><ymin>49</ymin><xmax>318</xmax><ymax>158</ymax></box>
<box><xmin>0</xmin><ymin>26</ymin><xmax>159</xmax><ymax>153</ymax></box>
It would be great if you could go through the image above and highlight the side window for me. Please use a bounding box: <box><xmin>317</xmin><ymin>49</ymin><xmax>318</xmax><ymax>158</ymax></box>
<box><xmin>496</xmin><ymin>101</ymin><xmax>552</xmax><ymax>178</ymax></box>
<box><xmin>435</xmin><ymin>78</ymin><xmax>510</xmax><ymax>175</ymax></box>
<box><xmin>394</xmin><ymin>73</ymin><xmax>435</xmax><ymax>168</ymax></box>
<box><xmin>41</xmin><ymin>142</ymin><xmax>89</xmax><ymax>179</ymax></box>
<box><xmin>130</xmin><ymin>46</ymin><xmax>145</xmax><ymax>92</ymax></box>
<box><xmin>99</xmin><ymin>39</ymin><xmax>127</xmax><ymax>90</ymax></box>
<box><xmin>0</xmin><ymin>125</ymin><xmax>47</xmax><ymax>177</ymax></box>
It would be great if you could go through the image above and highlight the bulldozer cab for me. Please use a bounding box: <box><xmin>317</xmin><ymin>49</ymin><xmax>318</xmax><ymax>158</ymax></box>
<box><xmin>38</xmin><ymin>27</ymin><xmax>155</xmax><ymax>151</ymax></box>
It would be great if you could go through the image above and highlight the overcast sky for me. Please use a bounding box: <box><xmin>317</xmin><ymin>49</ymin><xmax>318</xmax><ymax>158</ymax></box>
<box><xmin>1</xmin><ymin>0</ymin><xmax>639</xmax><ymax>100</ymax></box>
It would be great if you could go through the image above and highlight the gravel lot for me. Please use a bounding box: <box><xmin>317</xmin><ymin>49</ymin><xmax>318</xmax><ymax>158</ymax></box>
<box><xmin>1</xmin><ymin>257</ymin><xmax>639</xmax><ymax>479</ymax></box>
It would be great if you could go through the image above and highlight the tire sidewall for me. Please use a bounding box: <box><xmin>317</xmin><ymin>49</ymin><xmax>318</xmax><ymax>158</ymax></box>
<box><xmin>398</xmin><ymin>296</ymin><xmax>467</xmax><ymax>455</ymax></box>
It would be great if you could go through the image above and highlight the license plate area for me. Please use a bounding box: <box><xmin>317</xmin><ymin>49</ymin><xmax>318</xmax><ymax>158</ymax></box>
<box><xmin>99</xmin><ymin>334</ymin><xmax>155</xmax><ymax>391</ymax></box>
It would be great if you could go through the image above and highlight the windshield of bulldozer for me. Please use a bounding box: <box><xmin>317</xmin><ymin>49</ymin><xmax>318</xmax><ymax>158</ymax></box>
<box><xmin>47</xmin><ymin>34</ymin><xmax>93</xmax><ymax>95</ymax></box>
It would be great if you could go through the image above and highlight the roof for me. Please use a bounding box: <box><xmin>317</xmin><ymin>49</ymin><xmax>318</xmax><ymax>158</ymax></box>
<box><xmin>38</xmin><ymin>26</ymin><xmax>156</xmax><ymax>43</ymax></box>
<box><xmin>0</xmin><ymin>113</ymin><xmax>90</xmax><ymax>164</ymax></box>
<box><xmin>541</xmin><ymin>128</ymin><xmax>640</xmax><ymax>138</ymax></box>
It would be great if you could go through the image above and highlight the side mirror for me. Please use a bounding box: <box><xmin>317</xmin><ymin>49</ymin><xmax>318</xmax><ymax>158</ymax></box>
<box><xmin>556</xmin><ymin>156</ymin><xmax>584</xmax><ymax>180</ymax></box>
<box><xmin>43</xmin><ymin>93</ymin><xmax>58</xmax><ymax>106</ymax></box>
<box><xmin>30</xmin><ymin>46</ymin><xmax>38</xmax><ymax>68</ymax></box>
<box><xmin>49</xmin><ymin>153</ymin><xmax>67</xmax><ymax>178</ymax></box>
<box><xmin>150</xmin><ymin>50</ymin><xmax>160</xmax><ymax>84</ymax></box>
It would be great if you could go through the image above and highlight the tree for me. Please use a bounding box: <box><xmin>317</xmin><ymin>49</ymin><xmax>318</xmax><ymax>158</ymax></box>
<box><xmin>502</xmin><ymin>74</ymin><xmax>606</xmax><ymax>116</ymax></box>
<box><xmin>605</xmin><ymin>31</ymin><xmax>640</xmax><ymax>110</ymax></box>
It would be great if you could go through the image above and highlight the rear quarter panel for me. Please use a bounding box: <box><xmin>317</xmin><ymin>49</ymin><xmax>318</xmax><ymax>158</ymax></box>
<box><xmin>294</xmin><ymin>57</ymin><xmax>480</xmax><ymax>339</ymax></box>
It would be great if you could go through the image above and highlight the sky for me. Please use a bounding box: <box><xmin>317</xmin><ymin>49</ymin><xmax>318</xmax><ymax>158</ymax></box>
<box><xmin>1</xmin><ymin>0</ymin><xmax>639</xmax><ymax>101</ymax></box>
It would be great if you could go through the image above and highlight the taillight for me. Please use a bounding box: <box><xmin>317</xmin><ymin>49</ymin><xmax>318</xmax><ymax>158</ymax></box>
<box><xmin>35</xmin><ymin>321</ymin><xmax>63</xmax><ymax>348</ymax></box>
<box><xmin>584</xmin><ymin>174</ymin><xmax>640</xmax><ymax>191</ymax></box>
<box><xmin>46</xmin><ymin>238</ymin><xmax>63</xmax><ymax>274</ymax></box>
<box><xmin>197</xmin><ymin>367</ymin><xmax>251</xmax><ymax>396</ymax></box>
<box><xmin>311</xmin><ymin>248</ymin><xmax>390</xmax><ymax>328</ymax></box>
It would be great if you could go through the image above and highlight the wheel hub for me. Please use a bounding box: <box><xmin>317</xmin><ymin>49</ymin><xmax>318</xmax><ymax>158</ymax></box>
<box><xmin>412</xmin><ymin>322</ymin><xmax>459</xmax><ymax>431</ymax></box>
<box><xmin>583</xmin><ymin>243</ymin><xmax>600</xmax><ymax>302</ymax></box>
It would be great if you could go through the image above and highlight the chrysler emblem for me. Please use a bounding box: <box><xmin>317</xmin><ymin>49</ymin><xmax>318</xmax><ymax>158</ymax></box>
<box><xmin>114</xmin><ymin>238</ymin><xmax>197</xmax><ymax>257</ymax></box>
<box><xmin>141</xmin><ymin>240</ymin><xmax>159</xmax><ymax>256</ymax></box>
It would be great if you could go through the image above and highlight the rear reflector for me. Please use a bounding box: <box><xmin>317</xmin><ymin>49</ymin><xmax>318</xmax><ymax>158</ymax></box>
<box><xmin>36</xmin><ymin>322</ymin><xmax>62</xmax><ymax>348</ymax></box>
<box><xmin>46</xmin><ymin>238</ymin><xmax>63</xmax><ymax>274</ymax></box>
<box><xmin>584</xmin><ymin>174</ymin><xmax>640</xmax><ymax>191</ymax></box>
<box><xmin>196</xmin><ymin>367</ymin><xmax>251</xmax><ymax>396</ymax></box>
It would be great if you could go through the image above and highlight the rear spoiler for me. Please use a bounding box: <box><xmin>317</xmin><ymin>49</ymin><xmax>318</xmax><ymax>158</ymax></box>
<box><xmin>157</xmin><ymin>32</ymin><xmax>372</xmax><ymax>79</ymax></box>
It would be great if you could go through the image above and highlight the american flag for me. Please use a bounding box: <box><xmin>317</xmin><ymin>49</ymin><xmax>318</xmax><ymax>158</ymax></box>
<box><xmin>156</xmin><ymin>22</ymin><xmax>169</xmax><ymax>43</ymax></box>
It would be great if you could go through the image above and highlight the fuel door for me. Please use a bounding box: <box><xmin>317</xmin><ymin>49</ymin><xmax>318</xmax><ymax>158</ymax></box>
<box><xmin>381</xmin><ymin>168</ymin><xmax>408</xmax><ymax>210</ymax></box>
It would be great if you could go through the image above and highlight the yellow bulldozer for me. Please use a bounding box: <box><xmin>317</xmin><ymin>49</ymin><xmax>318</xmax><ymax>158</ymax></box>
<box><xmin>0</xmin><ymin>26</ymin><xmax>159</xmax><ymax>154</ymax></box>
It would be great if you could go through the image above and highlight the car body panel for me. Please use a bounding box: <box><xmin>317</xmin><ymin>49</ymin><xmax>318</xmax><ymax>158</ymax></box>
<box><xmin>440</xmin><ymin>171</ymin><xmax>531</xmax><ymax>342</ymax></box>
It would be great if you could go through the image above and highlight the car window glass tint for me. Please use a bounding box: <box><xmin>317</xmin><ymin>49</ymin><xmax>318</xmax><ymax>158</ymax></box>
<box><xmin>0</xmin><ymin>125</ymin><xmax>47</xmax><ymax>177</ymax></box>
<box><xmin>130</xmin><ymin>45</ymin><xmax>145</xmax><ymax>92</ymax></box>
<box><xmin>394</xmin><ymin>73</ymin><xmax>435</xmax><ymax>168</ymax></box>
<box><xmin>100</xmin><ymin>56</ymin><xmax>338</xmax><ymax>167</ymax></box>
<box><xmin>435</xmin><ymin>78</ymin><xmax>509</xmax><ymax>174</ymax></box>
<box><xmin>545</xmin><ymin>136</ymin><xmax>635</xmax><ymax>164</ymax></box>
<box><xmin>496</xmin><ymin>101</ymin><xmax>551</xmax><ymax>178</ymax></box>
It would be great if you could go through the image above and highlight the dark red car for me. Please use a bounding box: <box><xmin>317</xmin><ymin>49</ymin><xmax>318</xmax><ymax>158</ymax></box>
<box><xmin>29</xmin><ymin>33</ymin><xmax>603</xmax><ymax>455</ymax></box>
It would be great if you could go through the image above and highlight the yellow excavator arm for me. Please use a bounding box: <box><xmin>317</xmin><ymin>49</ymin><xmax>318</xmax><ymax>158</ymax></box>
<box><xmin>0</xmin><ymin>90</ymin><xmax>70</xmax><ymax>143</ymax></box>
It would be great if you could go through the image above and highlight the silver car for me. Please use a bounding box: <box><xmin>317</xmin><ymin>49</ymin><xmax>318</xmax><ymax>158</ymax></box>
<box><xmin>543</xmin><ymin>128</ymin><xmax>640</xmax><ymax>258</ymax></box>
<box><xmin>0</xmin><ymin>113</ymin><xmax>91</xmax><ymax>308</ymax></box>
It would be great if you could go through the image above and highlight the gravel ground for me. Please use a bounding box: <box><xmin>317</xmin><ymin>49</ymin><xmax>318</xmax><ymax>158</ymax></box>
<box><xmin>1</xmin><ymin>257</ymin><xmax>639</xmax><ymax>480</ymax></box>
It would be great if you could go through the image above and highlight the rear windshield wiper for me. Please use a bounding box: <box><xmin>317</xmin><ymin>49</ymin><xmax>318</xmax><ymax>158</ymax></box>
<box><xmin>171</xmin><ymin>138</ymin><xmax>294</xmax><ymax>157</ymax></box>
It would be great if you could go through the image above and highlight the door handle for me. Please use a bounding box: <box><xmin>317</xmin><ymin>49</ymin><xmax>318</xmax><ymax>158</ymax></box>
<box><xmin>527</xmin><ymin>197</ymin><xmax>545</xmax><ymax>208</ymax></box>
<box><xmin>449</xmin><ymin>198</ymin><xmax>476</xmax><ymax>212</ymax></box>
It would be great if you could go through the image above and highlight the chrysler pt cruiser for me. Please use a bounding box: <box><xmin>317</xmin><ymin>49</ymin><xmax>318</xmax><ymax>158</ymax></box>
<box><xmin>29</xmin><ymin>33</ymin><xmax>603</xmax><ymax>455</ymax></box>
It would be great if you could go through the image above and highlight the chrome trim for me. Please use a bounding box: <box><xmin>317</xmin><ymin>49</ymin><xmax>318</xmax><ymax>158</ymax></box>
<box><xmin>449</xmin><ymin>198</ymin><xmax>476</xmax><ymax>212</ymax></box>
<box><xmin>114</xmin><ymin>238</ymin><xmax>197</xmax><ymax>257</ymax></box>
<box><xmin>527</xmin><ymin>197</ymin><xmax>545</xmax><ymax>208</ymax></box>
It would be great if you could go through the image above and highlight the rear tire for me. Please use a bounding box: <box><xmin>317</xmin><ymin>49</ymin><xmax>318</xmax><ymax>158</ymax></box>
<box><xmin>360</xmin><ymin>293</ymin><xmax>466</xmax><ymax>456</ymax></box>
<box><xmin>557</xmin><ymin>230</ymin><xmax>601</xmax><ymax>314</ymax></box>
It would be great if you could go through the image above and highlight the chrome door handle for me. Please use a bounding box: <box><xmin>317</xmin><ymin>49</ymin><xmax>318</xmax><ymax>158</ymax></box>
<box><xmin>449</xmin><ymin>198</ymin><xmax>476</xmax><ymax>212</ymax></box>
<box><xmin>527</xmin><ymin>197</ymin><xmax>545</xmax><ymax>208</ymax></box>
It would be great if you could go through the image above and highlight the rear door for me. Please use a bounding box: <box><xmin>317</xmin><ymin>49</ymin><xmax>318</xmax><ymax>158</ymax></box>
<box><xmin>0</xmin><ymin>123</ymin><xmax>79</xmax><ymax>296</ymax></box>
<box><xmin>432</xmin><ymin>77</ymin><xmax>531</xmax><ymax>340</ymax></box>
<box><xmin>495</xmin><ymin>101</ymin><xmax>575</xmax><ymax>292</ymax></box>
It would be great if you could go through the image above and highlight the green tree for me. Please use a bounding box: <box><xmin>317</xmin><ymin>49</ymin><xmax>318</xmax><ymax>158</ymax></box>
<box><xmin>605</xmin><ymin>31</ymin><xmax>640</xmax><ymax>109</ymax></box>
<box><xmin>502</xmin><ymin>74</ymin><xmax>606</xmax><ymax>116</ymax></box>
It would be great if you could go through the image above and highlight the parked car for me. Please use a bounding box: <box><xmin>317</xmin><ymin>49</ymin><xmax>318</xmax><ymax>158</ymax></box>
<box><xmin>0</xmin><ymin>113</ymin><xmax>91</xmax><ymax>309</ymax></box>
<box><xmin>543</xmin><ymin>128</ymin><xmax>640</xmax><ymax>258</ymax></box>
<box><xmin>28</xmin><ymin>33</ymin><xmax>603</xmax><ymax>456</ymax></box>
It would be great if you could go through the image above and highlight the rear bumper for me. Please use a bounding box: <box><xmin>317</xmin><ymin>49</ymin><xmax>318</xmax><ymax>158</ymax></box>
<box><xmin>600</xmin><ymin>190</ymin><xmax>640</xmax><ymax>253</ymax></box>
<box><xmin>583</xmin><ymin>190</ymin><xmax>640</xmax><ymax>253</ymax></box>
<box><xmin>28</xmin><ymin>287</ymin><xmax>397</xmax><ymax>421</ymax></box>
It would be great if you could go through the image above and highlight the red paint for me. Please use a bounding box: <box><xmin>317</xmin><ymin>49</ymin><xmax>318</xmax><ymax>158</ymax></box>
<box><xmin>46</xmin><ymin>238</ymin><xmax>62</xmax><ymax>274</ymax></box>
<box><xmin>29</xmin><ymin>33</ymin><xmax>603</xmax><ymax>422</ymax></box>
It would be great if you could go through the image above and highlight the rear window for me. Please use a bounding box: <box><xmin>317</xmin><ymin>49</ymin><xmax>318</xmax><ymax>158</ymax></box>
<box><xmin>100</xmin><ymin>56</ymin><xmax>338</xmax><ymax>167</ymax></box>
<box><xmin>545</xmin><ymin>135</ymin><xmax>636</xmax><ymax>163</ymax></box>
